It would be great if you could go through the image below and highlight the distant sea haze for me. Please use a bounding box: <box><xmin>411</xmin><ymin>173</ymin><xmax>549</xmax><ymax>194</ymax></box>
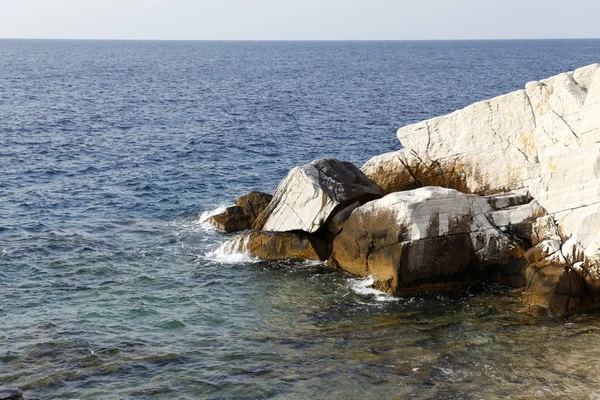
<box><xmin>2</xmin><ymin>39</ymin><xmax>600</xmax><ymax>398</ymax></box>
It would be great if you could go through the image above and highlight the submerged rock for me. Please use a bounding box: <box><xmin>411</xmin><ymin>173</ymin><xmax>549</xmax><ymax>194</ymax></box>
<box><xmin>0</xmin><ymin>388</ymin><xmax>23</xmax><ymax>400</ymax></box>
<box><xmin>206</xmin><ymin>191</ymin><xmax>272</xmax><ymax>232</ymax></box>
<box><xmin>328</xmin><ymin>187</ymin><xmax>534</xmax><ymax>296</ymax></box>
<box><xmin>253</xmin><ymin>158</ymin><xmax>384</xmax><ymax>233</ymax></box>
<box><xmin>523</xmin><ymin>264</ymin><xmax>599</xmax><ymax>318</ymax></box>
<box><xmin>217</xmin><ymin>230</ymin><xmax>329</xmax><ymax>261</ymax></box>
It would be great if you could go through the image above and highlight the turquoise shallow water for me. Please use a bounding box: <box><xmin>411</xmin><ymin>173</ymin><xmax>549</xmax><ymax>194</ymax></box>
<box><xmin>2</xmin><ymin>39</ymin><xmax>600</xmax><ymax>399</ymax></box>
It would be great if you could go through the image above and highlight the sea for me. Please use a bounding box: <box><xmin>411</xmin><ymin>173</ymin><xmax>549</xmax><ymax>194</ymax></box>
<box><xmin>2</xmin><ymin>39</ymin><xmax>600</xmax><ymax>399</ymax></box>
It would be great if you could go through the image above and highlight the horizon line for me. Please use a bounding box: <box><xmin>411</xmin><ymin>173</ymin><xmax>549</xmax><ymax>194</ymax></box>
<box><xmin>1</xmin><ymin>37</ymin><xmax>600</xmax><ymax>42</ymax></box>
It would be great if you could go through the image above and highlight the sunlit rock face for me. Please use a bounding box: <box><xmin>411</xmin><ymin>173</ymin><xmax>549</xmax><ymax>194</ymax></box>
<box><xmin>362</xmin><ymin>64</ymin><xmax>600</xmax><ymax>282</ymax></box>
<box><xmin>328</xmin><ymin>187</ymin><xmax>540</xmax><ymax>296</ymax></box>
<box><xmin>253</xmin><ymin>158</ymin><xmax>384</xmax><ymax>233</ymax></box>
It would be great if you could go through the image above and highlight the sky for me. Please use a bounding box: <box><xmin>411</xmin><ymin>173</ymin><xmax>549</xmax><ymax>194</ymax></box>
<box><xmin>1</xmin><ymin>0</ymin><xmax>599</xmax><ymax>41</ymax></box>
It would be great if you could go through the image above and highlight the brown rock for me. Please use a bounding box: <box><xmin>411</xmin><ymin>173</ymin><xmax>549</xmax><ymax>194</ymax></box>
<box><xmin>207</xmin><ymin>206</ymin><xmax>252</xmax><ymax>232</ymax></box>
<box><xmin>235</xmin><ymin>191</ymin><xmax>272</xmax><ymax>220</ymax></box>
<box><xmin>524</xmin><ymin>239</ymin><xmax>568</xmax><ymax>268</ymax></box>
<box><xmin>360</xmin><ymin>150</ymin><xmax>473</xmax><ymax>195</ymax></box>
<box><xmin>218</xmin><ymin>230</ymin><xmax>329</xmax><ymax>261</ymax></box>
<box><xmin>206</xmin><ymin>191</ymin><xmax>272</xmax><ymax>233</ymax></box>
<box><xmin>522</xmin><ymin>264</ymin><xmax>599</xmax><ymax>317</ymax></box>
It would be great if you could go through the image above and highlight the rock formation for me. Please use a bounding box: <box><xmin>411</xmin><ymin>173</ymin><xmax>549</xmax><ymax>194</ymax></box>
<box><xmin>253</xmin><ymin>158</ymin><xmax>384</xmax><ymax>233</ymax></box>
<box><xmin>360</xmin><ymin>64</ymin><xmax>600</xmax><ymax>315</ymax></box>
<box><xmin>216</xmin><ymin>158</ymin><xmax>384</xmax><ymax>261</ymax></box>
<box><xmin>210</xmin><ymin>64</ymin><xmax>600</xmax><ymax>317</ymax></box>
<box><xmin>206</xmin><ymin>191</ymin><xmax>272</xmax><ymax>232</ymax></box>
<box><xmin>328</xmin><ymin>187</ymin><xmax>539</xmax><ymax>296</ymax></box>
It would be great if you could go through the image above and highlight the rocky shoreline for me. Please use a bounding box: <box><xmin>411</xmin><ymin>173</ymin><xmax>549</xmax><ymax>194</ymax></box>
<box><xmin>207</xmin><ymin>64</ymin><xmax>600</xmax><ymax>318</ymax></box>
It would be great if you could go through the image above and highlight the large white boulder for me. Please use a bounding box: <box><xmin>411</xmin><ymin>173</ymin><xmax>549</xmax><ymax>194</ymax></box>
<box><xmin>328</xmin><ymin>186</ymin><xmax>538</xmax><ymax>295</ymax></box>
<box><xmin>362</xmin><ymin>64</ymin><xmax>600</xmax><ymax>278</ymax></box>
<box><xmin>253</xmin><ymin>158</ymin><xmax>384</xmax><ymax>233</ymax></box>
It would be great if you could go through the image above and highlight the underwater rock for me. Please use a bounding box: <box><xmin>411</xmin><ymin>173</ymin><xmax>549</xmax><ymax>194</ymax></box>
<box><xmin>206</xmin><ymin>191</ymin><xmax>272</xmax><ymax>232</ymax></box>
<box><xmin>522</xmin><ymin>264</ymin><xmax>599</xmax><ymax>317</ymax></box>
<box><xmin>0</xmin><ymin>388</ymin><xmax>23</xmax><ymax>400</ymax></box>
<box><xmin>253</xmin><ymin>158</ymin><xmax>384</xmax><ymax>233</ymax></box>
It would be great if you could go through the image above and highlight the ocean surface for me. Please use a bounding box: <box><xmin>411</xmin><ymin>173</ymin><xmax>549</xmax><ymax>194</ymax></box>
<box><xmin>2</xmin><ymin>39</ymin><xmax>600</xmax><ymax>399</ymax></box>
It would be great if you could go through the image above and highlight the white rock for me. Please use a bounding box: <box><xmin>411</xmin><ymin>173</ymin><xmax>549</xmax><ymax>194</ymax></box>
<box><xmin>329</xmin><ymin>186</ymin><xmax>532</xmax><ymax>294</ymax></box>
<box><xmin>365</xmin><ymin>64</ymin><xmax>600</xmax><ymax>275</ymax></box>
<box><xmin>253</xmin><ymin>158</ymin><xmax>384</xmax><ymax>233</ymax></box>
<box><xmin>355</xmin><ymin>186</ymin><xmax>472</xmax><ymax>241</ymax></box>
<box><xmin>562</xmin><ymin>235</ymin><xmax>585</xmax><ymax>266</ymax></box>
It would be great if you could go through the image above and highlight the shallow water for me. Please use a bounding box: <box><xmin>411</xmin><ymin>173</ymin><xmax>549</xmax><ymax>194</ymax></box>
<box><xmin>2</xmin><ymin>39</ymin><xmax>600</xmax><ymax>399</ymax></box>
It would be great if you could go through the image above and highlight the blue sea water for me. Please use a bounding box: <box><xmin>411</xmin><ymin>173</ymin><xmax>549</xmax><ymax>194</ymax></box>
<box><xmin>2</xmin><ymin>39</ymin><xmax>600</xmax><ymax>399</ymax></box>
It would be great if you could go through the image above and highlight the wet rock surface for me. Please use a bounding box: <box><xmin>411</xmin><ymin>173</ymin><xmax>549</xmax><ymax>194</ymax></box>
<box><xmin>217</xmin><ymin>230</ymin><xmax>329</xmax><ymax>261</ymax></box>
<box><xmin>522</xmin><ymin>215</ymin><xmax>600</xmax><ymax>316</ymax></box>
<box><xmin>206</xmin><ymin>191</ymin><xmax>272</xmax><ymax>232</ymax></box>
<box><xmin>358</xmin><ymin>64</ymin><xmax>600</xmax><ymax>316</ymax></box>
<box><xmin>523</xmin><ymin>264</ymin><xmax>599</xmax><ymax>318</ymax></box>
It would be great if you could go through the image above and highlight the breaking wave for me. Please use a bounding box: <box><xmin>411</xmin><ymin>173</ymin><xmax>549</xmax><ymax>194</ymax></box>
<box><xmin>348</xmin><ymin>275</ymin><xmax>399</xmax><ymax>302</ymax></box>
<box><xmin>204</xmin><ymin>232</ymin><xmax>257</xmax><ymax>264</ymax></box>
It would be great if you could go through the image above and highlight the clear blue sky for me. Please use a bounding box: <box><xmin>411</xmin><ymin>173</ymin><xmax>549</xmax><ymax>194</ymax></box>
<box><xmin>1</xmin><ymin>0</ymin><xmax>599</xmax><ymax>40</ymax></box>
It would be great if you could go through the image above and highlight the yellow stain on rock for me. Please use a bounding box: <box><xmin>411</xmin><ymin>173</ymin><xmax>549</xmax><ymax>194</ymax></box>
<box><xmin>517</xmin><ymin>130</ymin><xmax>536</xmax><ymax>158</ymax></box>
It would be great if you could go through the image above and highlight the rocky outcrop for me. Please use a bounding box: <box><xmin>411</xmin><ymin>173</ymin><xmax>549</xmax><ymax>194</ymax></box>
<box><xmin>216</xmin><ymin>230</ymin><xmax>329</xmax><ymax>261</ymax></box>
<box><xmin>253</xmin><ymin>158</ymin><xmax>384</xmax><ymax>233</ymax></box>
<box><xmin>328</xmin><ymin>187</ymin><xmax>538</xmax><ymax>296</ymax></box>
<box><xmin>522</xmin><ymin>265</ymin><xmax>596</xmax><ymax>318</ymax></box>
<box><xmin>206</xmin><ymin>191</ymin><xmax>272</xmax><ymax>232</ymax></box>
<box><xmin>363</xmin><ymin>63</ymin><xmax>600</xmax><ymax>200</ymax></box>
<box><xmin>361</xmin><ymin>64</ymin><xmax>600</xmax><ymax>310</ymax></box>
<box><xmin>207</xmin><ymin>64</ymin><xmax>600</xmax><ymax>317</ymax></box>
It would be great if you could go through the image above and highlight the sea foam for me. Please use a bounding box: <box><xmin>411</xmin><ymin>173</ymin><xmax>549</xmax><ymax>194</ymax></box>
<box><xmin>197</xmin><ymin>205</ymin><xmax>228</xmax><ymax>232</ymax></box>
<box><xmin>348</xmin><ymin>275</ymin><xmax>398</xmax><ymax>302</ymax></box>
<box><xmin>204</xmin><ymin>232</ymin><xmax>257</xmax><ymax>264</ymax></box>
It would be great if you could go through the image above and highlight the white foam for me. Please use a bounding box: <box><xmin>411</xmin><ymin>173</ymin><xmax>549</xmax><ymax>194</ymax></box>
<box><xmin>348</xmin><ymin>275</ymin><xmax>399</xmax><ymax>302</ymax></box>
<box><xmin>196</xmin><ymin>205</ymin><xmax>229</xmax><ymax>232</ymax></box>
<box><xmin>204</xmin><ymin>233</ymin><xmax>258</xmax><ymax>264</ymax></box>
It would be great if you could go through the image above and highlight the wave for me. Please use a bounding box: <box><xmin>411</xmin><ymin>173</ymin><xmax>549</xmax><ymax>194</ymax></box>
<box><xmin>204</xmin><ymin>233</ymin><xmax>257</xmax><ymax>264</ymax></box>
<box><xmin>197</xmin><ymin>205</ymin><xmax>228</xmax><ymax>232</ymax></box>
<box><xmin>348</xmin><ymin>275</ymin><xmax>399</xmax><ymax>302</ymax></box>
